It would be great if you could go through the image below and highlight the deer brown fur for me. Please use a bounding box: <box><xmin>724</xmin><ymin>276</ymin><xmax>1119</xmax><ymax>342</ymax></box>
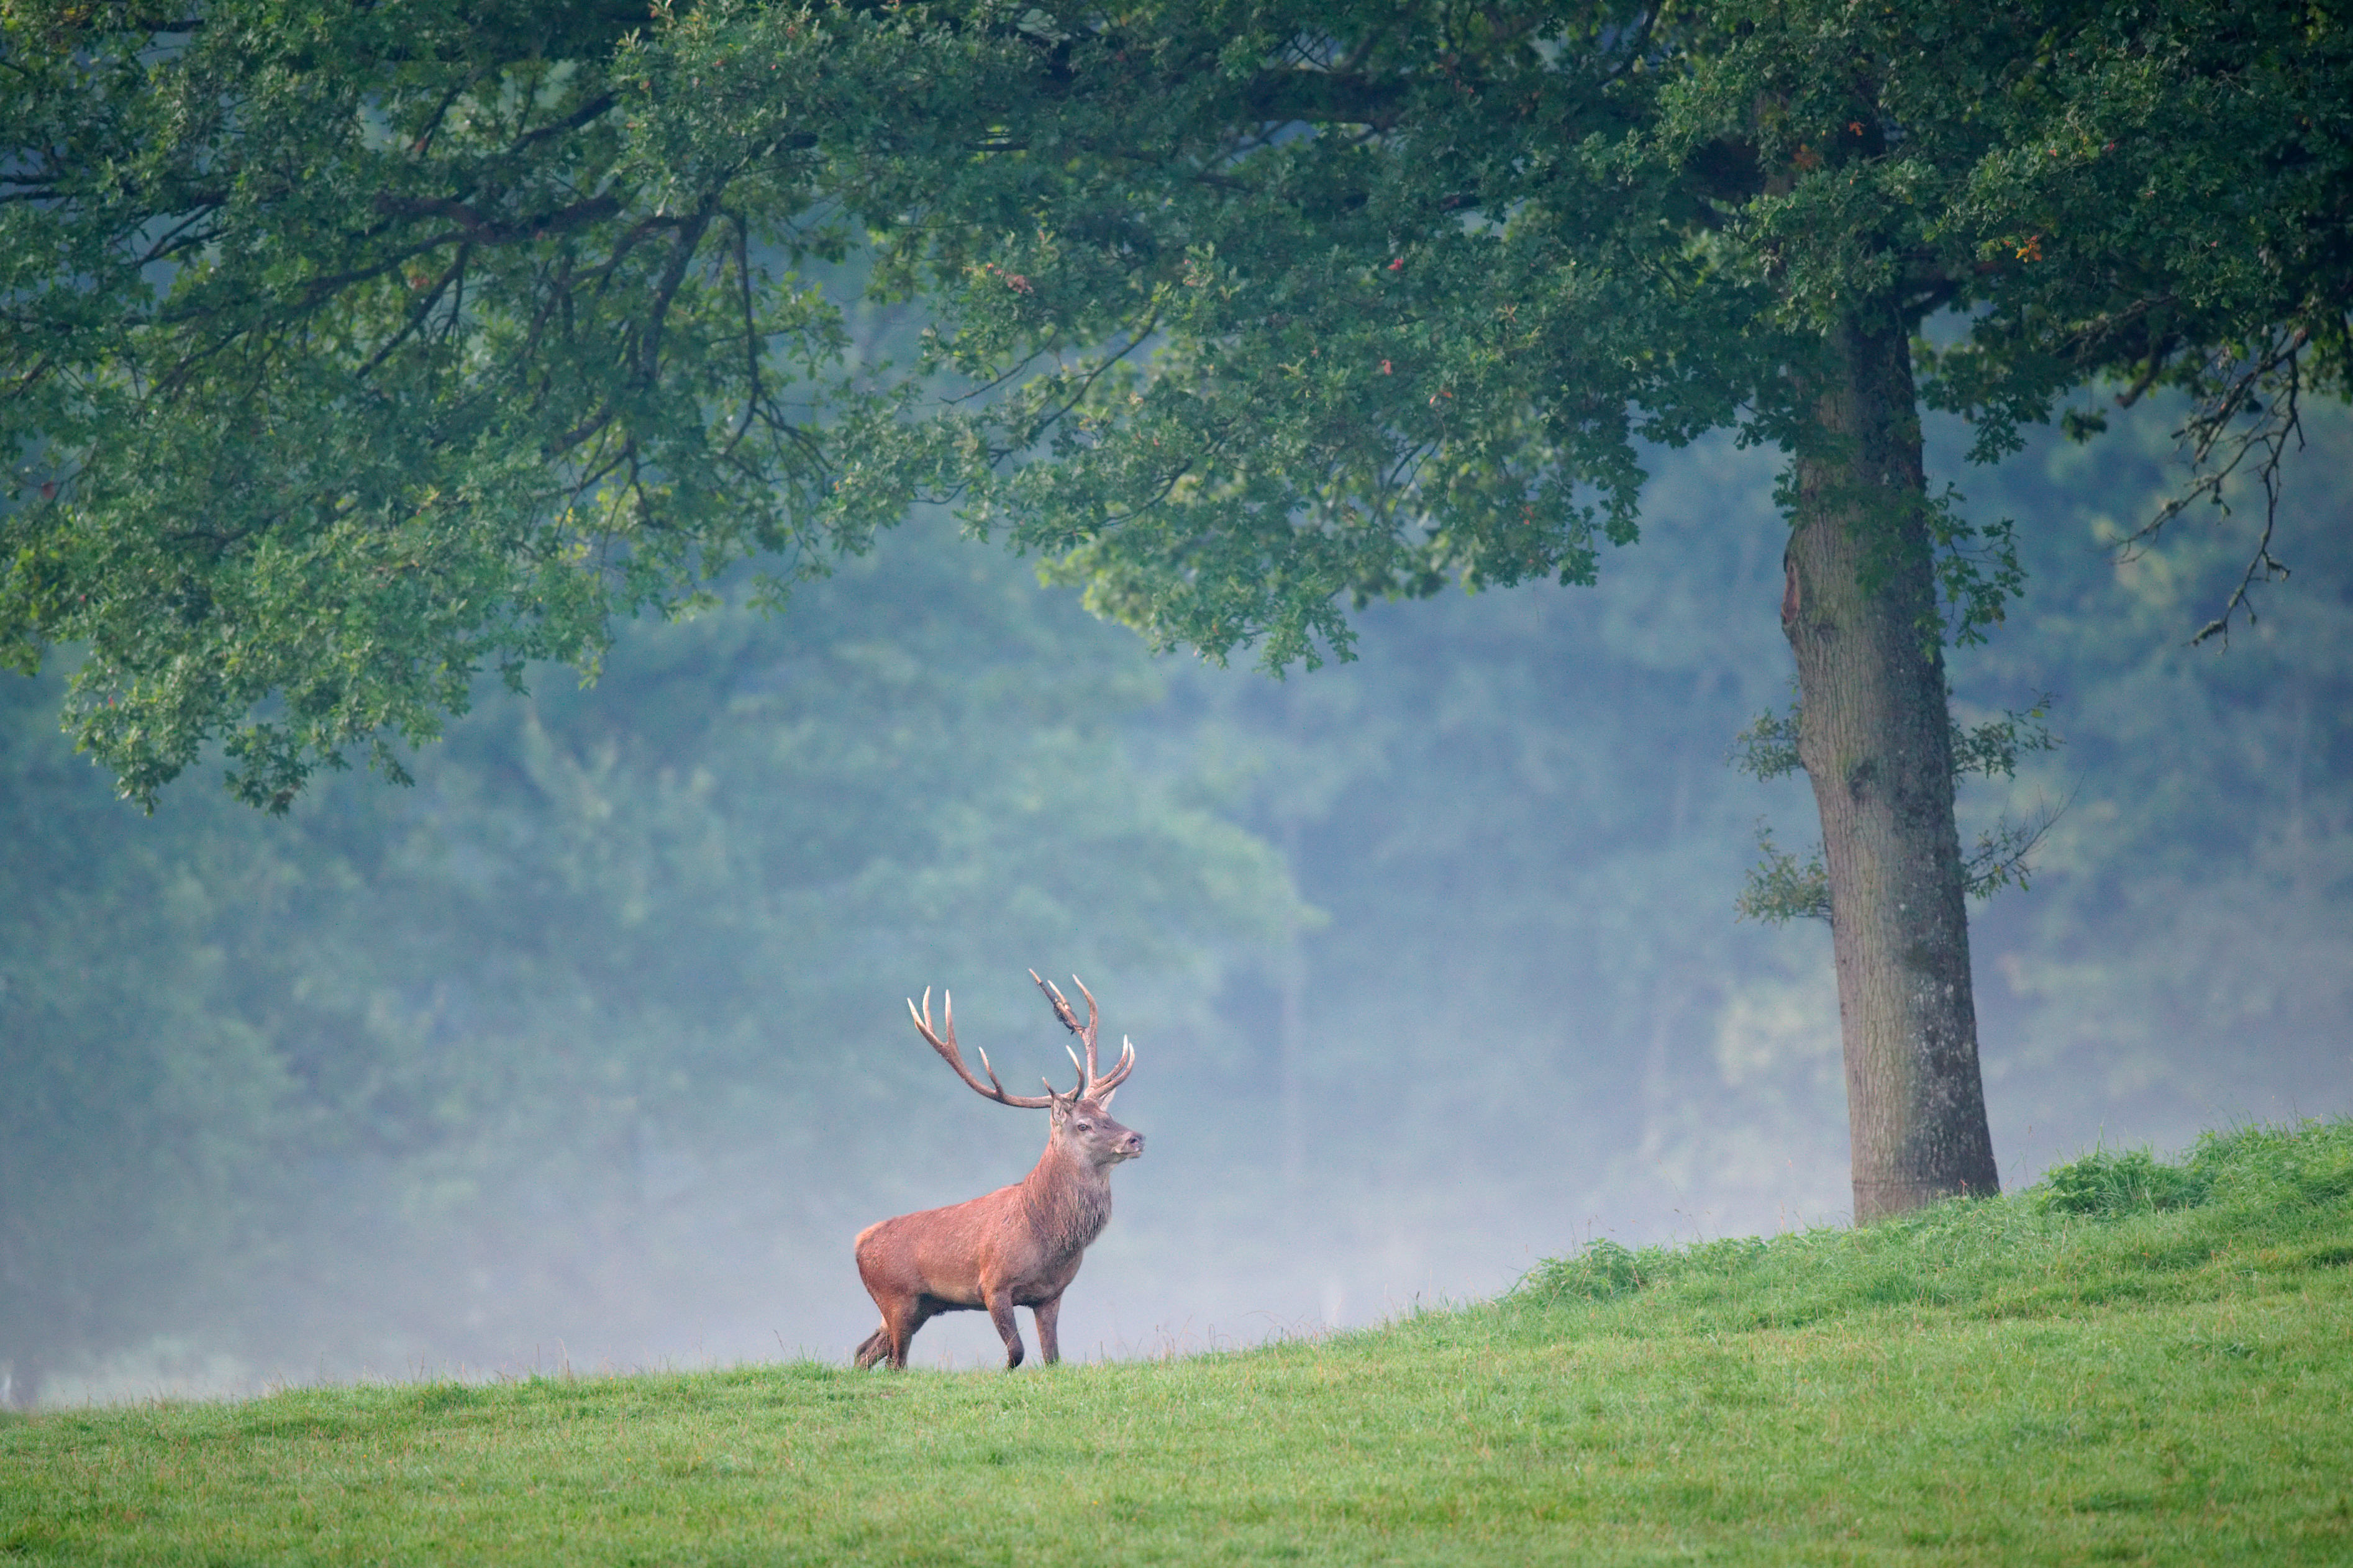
<box><xmin>852</xmin><ymin>972</ymin><xmax>1142</xmax><ymax>1371</ymax></box>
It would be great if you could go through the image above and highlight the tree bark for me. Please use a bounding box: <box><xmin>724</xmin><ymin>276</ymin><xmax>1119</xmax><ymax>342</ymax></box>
<box><xmin>1782</xmin><ymin>313</ymin><xmax>2001</xmax><ymax>1221</ymax></box>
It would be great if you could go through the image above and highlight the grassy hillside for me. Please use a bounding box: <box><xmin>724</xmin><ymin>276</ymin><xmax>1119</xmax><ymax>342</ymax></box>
<box><xmin>4</xmin><ymin>1121</ymin><xmax>2349</xmax><ymax>1566</ymax></box>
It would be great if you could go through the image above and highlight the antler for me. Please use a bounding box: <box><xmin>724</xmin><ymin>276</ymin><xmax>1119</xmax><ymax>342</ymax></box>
<box><xmin>907</xmin><ymin>989</ymin><xmax>1060</xmax><ymax>1109</ymax></box>
<box><xmin>1030</xmin><ymin>971</ymin><xmax>1136</xmax><ymax>1102</ymax></box>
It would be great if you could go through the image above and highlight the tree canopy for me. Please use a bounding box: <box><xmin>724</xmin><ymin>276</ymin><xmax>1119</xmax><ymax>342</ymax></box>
<box><xmin>7</xmin><ymin>1</ymin><xmax>2344</xmax><ymax>799</ymax></box>
<box><xmin>5</xmin><ymin>0</ymin><xmax>860</xmax><ymax>807</ymax></box>
<box><xmin>749</xmin><ymin>0</ymin><xmax>2348</xmax><ymax>664</ymax></box>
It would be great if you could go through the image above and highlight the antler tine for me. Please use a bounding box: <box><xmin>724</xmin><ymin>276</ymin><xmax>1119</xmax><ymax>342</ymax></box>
<box><xmin>1070</xmin><ymin>974</ymin><xmax>1101</xmax><ymax>1085</ymax></box>
<box><xmin>907</xmin><ymin>987</ymin><xmax>1056</xmax><ymax>1110</ymax></box>
<box><xmin>1030</xmin><ymin>968</ymin><xmax>1084</xmax><ymax>1033</ymax></box>
<box><xmin>1026</xmin><ymin>969</ymin><xmax>1132</xmax><ymax>1102</ymax></box>
<box><xmin>1091</xmin><ymin>1033</ymin><xmax>1137</xmax><ymax>1097</ymax></box>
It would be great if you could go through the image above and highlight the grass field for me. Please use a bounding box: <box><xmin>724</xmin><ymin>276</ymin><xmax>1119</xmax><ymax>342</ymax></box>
<box><xmin>4</xmin><ymin>1120</ymin><xmax>2349</xmax><ymax>1566</ymax></box>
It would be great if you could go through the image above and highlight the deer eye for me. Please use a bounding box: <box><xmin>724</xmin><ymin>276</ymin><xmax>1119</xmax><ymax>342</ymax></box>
<box><xmin>1073</xmin><ymin>1120</ymin><xmax>1093</xmax><ymax>1131</ymax></box>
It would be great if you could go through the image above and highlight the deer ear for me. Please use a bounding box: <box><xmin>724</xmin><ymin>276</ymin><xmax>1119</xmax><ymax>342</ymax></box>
<box><xmin>1093</xmin><ymin>1082</ymin><xmax>1117</xmax><ymax>1108</ymax></box>
<box><xmin>1045</xmin><ymin>1085</ymin><xmax>1073</xmax><ymax>1124</ymax></box>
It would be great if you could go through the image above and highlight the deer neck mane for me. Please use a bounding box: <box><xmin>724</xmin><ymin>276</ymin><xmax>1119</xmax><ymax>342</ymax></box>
<box><xmin>1021</xmin><ymin>1139</ymin><xmax>1114</xmax><ymax>1255</ymax></box>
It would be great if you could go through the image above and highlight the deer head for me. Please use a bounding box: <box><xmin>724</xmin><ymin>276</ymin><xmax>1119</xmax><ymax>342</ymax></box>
<box><xmin>906</xmin><ymin>971</ymin><xmax>1141</xmax><ymax>1162</ymax></box>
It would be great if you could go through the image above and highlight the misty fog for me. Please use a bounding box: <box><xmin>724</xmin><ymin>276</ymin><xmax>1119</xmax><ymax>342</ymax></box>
<box><xmin>4</xmin><ymin>395</ymin><xmax>2346</xmax><ymax>1404</ymax></box>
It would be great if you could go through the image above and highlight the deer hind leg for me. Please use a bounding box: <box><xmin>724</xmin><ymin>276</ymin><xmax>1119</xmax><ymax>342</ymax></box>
<box><xmin>857</xmin><ymin>1294</ymin><xmax>934</xmax><ymax>1370</ymax></box>
<box><xmin>984</xmin><ymin>1288</ymin><xmax>1026</xmax><ymax>1370</ymax></box>
<box><xmin>1032</xmin><ymin>1295</ymin><xmax>1063</xmax><ymax>1365</ymax></box>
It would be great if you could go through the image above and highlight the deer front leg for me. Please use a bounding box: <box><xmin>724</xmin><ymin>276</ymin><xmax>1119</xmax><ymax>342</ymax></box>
<box><xmin>985</xmin><ymin>1287</ymin><xmax>1026</xmax><ymax>1369</ymax></box>
<box><xmin>1033</xmin><ymin>1295</ymin><xmax>1063</xmax><ymax>1366</ymax></box>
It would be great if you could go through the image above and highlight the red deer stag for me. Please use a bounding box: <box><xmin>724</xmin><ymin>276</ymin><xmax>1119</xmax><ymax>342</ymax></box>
<box><xmin>852</xmin><ymin>972</ymin><xmax>1142</xmax><ymax>1370</ymax></box>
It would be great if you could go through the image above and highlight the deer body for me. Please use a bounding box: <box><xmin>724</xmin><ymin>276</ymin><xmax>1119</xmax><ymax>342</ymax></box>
<box><xmin>852</xmin><ymin>974</ymin><xmax>1143</xmax><ymax>1371</ymax></box>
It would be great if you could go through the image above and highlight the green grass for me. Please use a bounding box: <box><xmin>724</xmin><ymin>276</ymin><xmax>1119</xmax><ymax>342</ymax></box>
<box><xmin>5</xmin><ymin>1121</ymin><xmax>2351</xmax><ymax>1566</ymax></box>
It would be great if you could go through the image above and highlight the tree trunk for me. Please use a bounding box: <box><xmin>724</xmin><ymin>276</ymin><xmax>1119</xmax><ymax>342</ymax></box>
<box><xmin>1782</xmin><ymin>314</ymin><xmax>2001</xmax><ymax>1221</ymax></box>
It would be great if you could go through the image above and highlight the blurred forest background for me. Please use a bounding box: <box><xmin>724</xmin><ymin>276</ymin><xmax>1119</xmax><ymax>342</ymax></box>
<box><xmin>4</xmin><ymin>387</ymin><xmax>2347</xmax><ymax>1402</ymax></box>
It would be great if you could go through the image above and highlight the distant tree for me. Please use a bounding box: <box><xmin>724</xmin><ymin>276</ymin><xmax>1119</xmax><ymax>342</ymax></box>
<box><xmin>6</xmin><ymin>0</ymin><xmax>2346</xmax><ymax>1218</ymax></box>
<box><xmin>0</xmin><ymin>517</ymin><xmax>1296</xmax><ymax>1393</ymax></box>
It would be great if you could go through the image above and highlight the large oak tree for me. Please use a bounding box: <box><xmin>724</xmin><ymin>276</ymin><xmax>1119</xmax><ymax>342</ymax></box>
<box><xmin>6</xmin><ymin>0</ymin><xmax>2347</xmax><ymax>1217</ymax></box>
